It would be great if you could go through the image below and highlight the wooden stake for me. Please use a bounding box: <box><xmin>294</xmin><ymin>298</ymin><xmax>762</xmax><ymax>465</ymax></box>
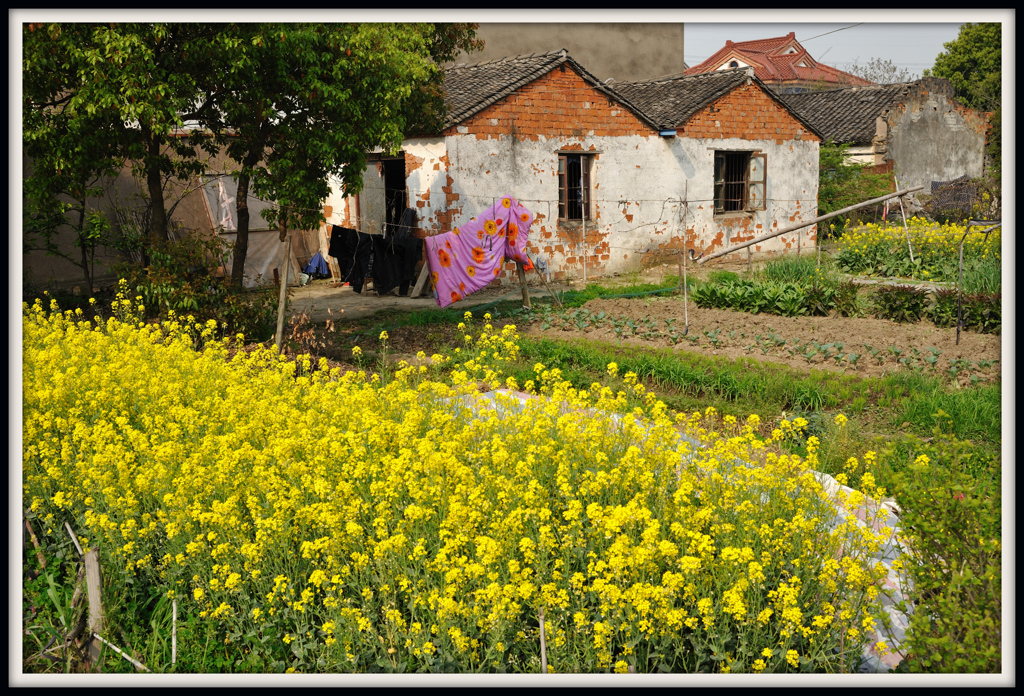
<box><xmin>91</xmin><ymin>632</ymin><xmax>150</xmax><ymax>672</ymax></box>
<box><xmin>172</xmin><ymin>599</ymin><xmax>177</xmax><ymax>665</ymax></box>
<box><xmin>410</xmin><ymin>259</ymin><xmax>431</xmax><ymax>298</ymax></box>
<box><xmin>529</xmin><ymin>257</ymin><xmax>563</xmax><ymax>308</ymax></box>
<box><xmin>65</xmin><ymin>521</ymin><xmax>83</xmax><ymax>557</ymax></box>
<box><xmin>84</xmin><ymin>548</ymin><xmax>104</xmax><ymax>666</ymax></box>
<box><xmin>539</xmin><ymin>608</ymin><xmax>548</xmax><ymax>674</ymax></box>
<box><xmin>274</xmin><ymin>231</ymin><xmax>291</xmax><ymax>352</ymax></box>
<box><xmin>24</xmin><ymin>516</ymin><xmax>46</xmax><ymax>570</ymax></box>
<box><xmin>516</xmin><ymin>262</ymin><xmax>531</xmax><ymax>309</ymax></box>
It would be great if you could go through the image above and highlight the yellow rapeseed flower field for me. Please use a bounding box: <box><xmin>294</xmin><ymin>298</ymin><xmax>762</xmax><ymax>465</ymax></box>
<box><xmin>834</xmin><ymin>218</ymin><xmax>1001</xmax><ymax>281</ymax></box>
<box><xmin>22</xmin><ymin>287</ymin><xmax>894</xmax><ymax>673</ymax></box>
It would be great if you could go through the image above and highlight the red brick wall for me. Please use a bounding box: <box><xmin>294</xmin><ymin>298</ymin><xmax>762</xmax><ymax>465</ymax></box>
<box><xmin>679</xmin><ymin>83</ymin><xmax>820</xmax><ymax>145</ymax></box>
<box><xmin>442</xmin><ymin>65</ymin><xmax>653</xmax><ymax>139</ymax></box>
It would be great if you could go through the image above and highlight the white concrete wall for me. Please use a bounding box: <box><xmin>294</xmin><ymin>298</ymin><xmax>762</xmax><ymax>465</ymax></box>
<box><xmin>400</xmin><ymin>133</ymin><xmax>818</xmax><ymax>280</ymax></box>
<box><xmin>324</xmin><ymin>133</ymin><xmax>820</xmax><ymax>283</ymax></box>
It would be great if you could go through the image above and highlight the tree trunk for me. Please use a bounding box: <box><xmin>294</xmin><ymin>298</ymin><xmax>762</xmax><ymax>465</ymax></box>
<box><xmin>77</xmin><ymin>203</ymin><xmax>94</xmax><ymax>293</ymax></box>
<box><xmin>144</xmin><ymin>127</ymin><xmax>169</xmax><ymax>249</ymax></box>
<box><xmin>231</xmin><ymin>151</ymin><xmax>262</xmax><ymax>287</ymax></box>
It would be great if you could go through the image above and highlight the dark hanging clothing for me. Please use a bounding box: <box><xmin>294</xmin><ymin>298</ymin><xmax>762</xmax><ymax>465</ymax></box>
<box><xmin>348</xmin><ymin>231</ymin><xmax>373</xmax><ymax>293</ymax></box>
<box><xmin>387</xmin><ymin>207</ymin><xmax>416</xmax><ymax>240</ymax></box>
<box><xmin>371</xmin><ymin>234</ymin><xmax>403</xmax><ymax>296</ymax></box>
<box><xmin>396</xmin><ymin>238</ymin><xmax>423</xmax><ymax>295</ymax></box>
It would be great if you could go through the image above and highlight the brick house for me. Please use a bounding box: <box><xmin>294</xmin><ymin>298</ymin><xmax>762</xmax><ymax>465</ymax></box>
<box><xmin>782</xmin><ymin>78</ymin><xmax>990</xmax><ymax>194</ymax></box>
<box><xmin>685</xmin><ymin>33</ymin><xmax>872</xmax><ymax>94</ymax></box>
<box><xmin>320</xmin><ymin>50</ymin><xmax>823</xmax><ymax>283</ymax></box>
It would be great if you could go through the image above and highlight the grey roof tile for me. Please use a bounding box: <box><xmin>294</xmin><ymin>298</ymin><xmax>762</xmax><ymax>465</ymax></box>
<box><xmin>612</xmin><ymin>69</ymin><xmax>753</xmax><ymax>130</ymax></box>
<box><xmin>780</xmin><ymin>83</ymin><xmax>917</xmax><ymax>145</ymax></box>
<box><xmin>613</xmin><ymin>68</ymin><xmax>822</xmax><ymax>138</ymax></box>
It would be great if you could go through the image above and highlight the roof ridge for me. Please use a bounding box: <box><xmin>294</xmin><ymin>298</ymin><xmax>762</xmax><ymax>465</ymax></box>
<box><xmin>618</xmin><ymin>66</ymin><xmax>751</xmax><ymax>87</ymax></box>
<box><xmin>446</xmin><ymin>49</ymin><xmax>567</xmax><ymax>71</ymax></box>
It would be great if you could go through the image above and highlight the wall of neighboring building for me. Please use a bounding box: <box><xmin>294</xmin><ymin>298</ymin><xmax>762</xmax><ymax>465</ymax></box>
<box><xmin>23</xmin><ymin>145</ymin><xmax>321</xmax><ymax>291</ymax></box>
<box><xmin>457</xmin><ymin>24</ymin><xmax>686</xmax><ymax>83</ymax></box>
<box><xmin>884</xmin><ymin>80</ymin><xmax>989</xmax><ymax>191</ymax></box>
<box><xmin>338</xmin><ymin>66</ymin><xmax>821</xmax><ymax>285</ymax></box>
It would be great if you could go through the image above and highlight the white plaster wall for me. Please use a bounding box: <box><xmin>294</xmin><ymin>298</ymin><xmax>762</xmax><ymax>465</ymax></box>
<box><xmin>321</xmin><ymin>134</ymin><xmax>819</xmax><ymax>282</ymax></box>
<box><xmin>414</xmin><ymin>133</ymin><xmax>818</xmax><ymax>279</ymax></box>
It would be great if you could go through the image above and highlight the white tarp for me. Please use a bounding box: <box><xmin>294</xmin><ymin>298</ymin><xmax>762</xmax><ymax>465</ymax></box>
<box><xmin>219</xmin><ymin>230</ymin><xmax>313</xmax><ymax>289</ymax></box>
<box><xmin>200</xmin><ymin>175</ymin><xmax>277</xmax><ymax>232</ymax></box>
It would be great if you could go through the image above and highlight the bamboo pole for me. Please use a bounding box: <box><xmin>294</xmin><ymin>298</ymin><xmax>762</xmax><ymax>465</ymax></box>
<box><xmin>698</xmin><ymin>186</ymin><xmax>925</xmax><ymax>265</ymax></box>
<box><xmin>893</xmin><ymin>175</ymin><xmax>915</xmax><ymax>262</ymax></box>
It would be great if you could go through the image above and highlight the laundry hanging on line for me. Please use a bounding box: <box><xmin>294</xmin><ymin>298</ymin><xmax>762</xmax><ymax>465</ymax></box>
<box><xmin>327</xmin><ymin>214</ymin><xmax>422</xmax><ymax>295</ymax></box>
<box><xmin>424</xmin><ymin>196</ymin><xmax>534</xmax><ymax>309</ymax></box>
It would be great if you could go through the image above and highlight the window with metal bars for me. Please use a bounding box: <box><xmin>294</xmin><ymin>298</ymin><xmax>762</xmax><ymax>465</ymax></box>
<box><xmin>558</xmin><ymin>154</ymin><xmax>592</xmax><ymax>220</ymax></box>
<box><xmin>714</xmin><ymin>151</ymin><xmax>767</xmax><ymax>213</ymax></box>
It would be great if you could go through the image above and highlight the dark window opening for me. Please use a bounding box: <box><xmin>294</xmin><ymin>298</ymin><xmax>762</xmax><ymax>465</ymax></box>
<box><xmin>558</xmin><ymin>153</ymin><xmax>592</xmax><ymax>220</ymax></box>
<box><xmin>382</xmin><ymin>158</ymin><xmax>408</xmax><ymax>232</ymax></box>
<box><xmin>714</xmin><ymin>151</ymin><xmax>767</xmax><ymax>214</ymax></box>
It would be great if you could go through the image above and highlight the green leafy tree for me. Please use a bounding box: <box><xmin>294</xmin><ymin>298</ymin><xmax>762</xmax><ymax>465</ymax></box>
<box><xmin>208</xmin><ymin>23</ymin><xmax>482</xmax><ymax>286</ymax></box>
<box><xmin>23</xmin><ymin>23</ymin><xmax>126</xmax><ymax>291</ymax></box>
<box><xmin>23</xmin><ymin>23</ymin><xmax>222</xmax><ymax>258</ymax></box>
<box><xmin>818</xmin><ymin>141</ymin><xmax>893</xmax><ymax>232</ymax></box>
<box><xmin>924</xmin><ymin>23</ymin><xmax>1001</xmax><ymax>175</ymax></box>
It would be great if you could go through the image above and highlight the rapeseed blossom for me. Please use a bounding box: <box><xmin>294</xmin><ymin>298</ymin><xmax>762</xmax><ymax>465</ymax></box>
<box><xmin>834</xmin><ymin>219</ymin><xmax>1000</xmax><ymax>281</ymax></box>
<box><xmin>22</xmin><ymin>295</ymin><xmax>892</xmax><ymax>674</ymax></box>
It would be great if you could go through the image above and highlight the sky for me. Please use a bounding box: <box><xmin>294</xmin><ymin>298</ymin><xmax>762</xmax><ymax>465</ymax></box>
<box><xmin>684</xmin><ymin>23</ymin><xmax>965</xmax><ymax>79</ymax></box>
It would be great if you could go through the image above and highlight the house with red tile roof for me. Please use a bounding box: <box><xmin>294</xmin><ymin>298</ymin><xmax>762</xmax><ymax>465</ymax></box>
<box><xmin>686</xmin><ymin>32</ymin><xmax>872</xmax><ymax>94</ymax></box>
<box><xmin>321</xmin><ymin>52</ymin><xmax>824</xmax><ymax>285</ymax></box>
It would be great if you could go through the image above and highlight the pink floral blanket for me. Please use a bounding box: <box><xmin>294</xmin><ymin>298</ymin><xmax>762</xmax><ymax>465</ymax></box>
<box><xmin>424</xmin><ymin>197</ymin><xmax>534</xmax><ymax>308</ymax></box>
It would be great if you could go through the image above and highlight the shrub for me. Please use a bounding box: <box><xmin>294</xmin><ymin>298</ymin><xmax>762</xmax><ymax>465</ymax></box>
<box><xmin>873</xmin><ymin>285</ymin><xmax>929</xmax><ymax>323</ymax></box>
<box><xmin>961</xmin><ymin>292</ymin><xmax>1001</xmax><ymax>334</ymax></box>
<box><xmin>834</xmin><ymin>281</ymin><xmax>861</xmax><ymax>317</ymax></box>
<box><xmin>802</xmin><ymin>284</ymin><xmax>837</xmax><ymax>317</ymax></box>
<box><xmin>929</xmin><ymin>288</ymin><xmax>960</xmax><ymax>328</ymax></box>
<box><xmin>117</xmin><ymin>234</ymin><xmax>280</xmax><ymax>341</ymax></box>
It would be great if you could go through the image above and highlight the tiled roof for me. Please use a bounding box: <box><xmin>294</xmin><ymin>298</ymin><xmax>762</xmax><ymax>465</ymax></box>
<box><xmin>781</xmin><ymin>82</ymin><xmax>917</xmax><ymax>144</ymax></box>
<box><xmin>686</xmin><ymin>33</ymin><xmax>873</xmax><ymax>88</ymax></box>
<box><xmin>613</xmin><ymin>68</ymin><xmax>752</xmax><ymax>130</ymax></box>
<box><xmin>613</xmin><ymin>67</ymin><xmax>823</xmax><ymax>137</ymax></box>
<box><xmin>441</xmin><ymin>49</ymin><xmax>657</xmax><ymax>130</ymax></box>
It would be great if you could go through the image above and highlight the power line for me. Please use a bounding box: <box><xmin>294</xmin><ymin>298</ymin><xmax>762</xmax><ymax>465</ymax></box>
<box><xmin>800</xmin><ymin>24</ymin><xmax>865</xmax><ymax>43</ymax></box>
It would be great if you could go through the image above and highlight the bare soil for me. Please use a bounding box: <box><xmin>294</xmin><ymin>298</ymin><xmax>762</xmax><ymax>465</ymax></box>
<box><xmin>520</xmin><ymin>294</ymin><xmax>1002</xmax><ymax>387</ymax></box>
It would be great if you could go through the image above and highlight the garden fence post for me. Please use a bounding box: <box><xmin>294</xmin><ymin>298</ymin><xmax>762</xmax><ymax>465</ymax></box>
<box><xmin>894</xmin><ymin>175</ymin><xmax>914</xmax><ymax>263</ymax></box>
<box><xmin>85</xmin><ymin>548</ymin><xmax>104</xmax><ymax>666</ymax></box>
<box><xmin>275</xmin><ymin>225</ymin><xmax>291</xmax><ymax>353</ymax></box>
